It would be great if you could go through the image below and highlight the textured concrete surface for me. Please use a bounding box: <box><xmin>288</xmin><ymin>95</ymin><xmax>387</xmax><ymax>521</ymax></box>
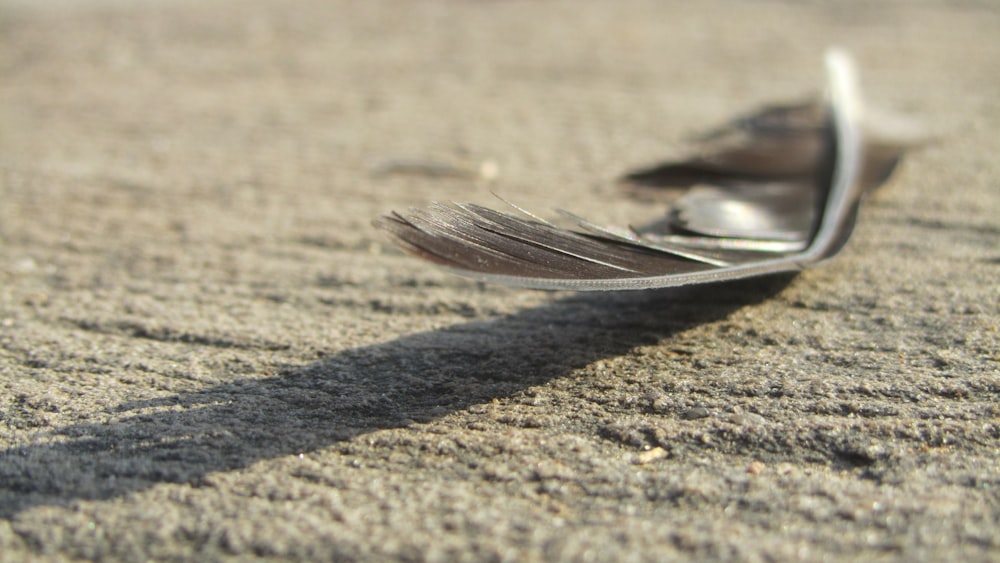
<box><xmin>1</xmin><ymin>0</ymin><xmax>998</xmax><ymax>560</ymax></box>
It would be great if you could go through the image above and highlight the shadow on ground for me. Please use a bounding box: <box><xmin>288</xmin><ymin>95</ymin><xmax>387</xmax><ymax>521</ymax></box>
<box><xmin>0</xmin><ymin>275</ymin><xmax>794</xmax><ymax>519</ymax></box>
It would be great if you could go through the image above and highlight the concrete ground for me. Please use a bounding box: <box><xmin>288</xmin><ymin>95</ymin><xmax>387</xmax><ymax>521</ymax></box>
<box><xmin>1</xmin><ymin>0</ymin><xmax>998</xmax><ymax>560</ymax></box>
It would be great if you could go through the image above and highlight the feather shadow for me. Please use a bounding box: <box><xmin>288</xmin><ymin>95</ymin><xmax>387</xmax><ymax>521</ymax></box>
<box><xmin>0</xmin><ymin>276</ymin><xmax>792</xmax><ymax>519</ymax></box>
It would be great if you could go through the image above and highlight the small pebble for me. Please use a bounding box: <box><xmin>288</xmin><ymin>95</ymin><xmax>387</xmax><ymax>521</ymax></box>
<box><xmin>728</xmin><ymin>412</ymin><xmax>767</xmax><ymax>426</ymax></box>
<box><xmin>635</xmin><ymin>447</ymin><xmax>669</xmax><ymax>465</ymax></box>
<box><xmin>680</xmin><ymin>407</ymin><xmax>711</xmax><ymax>420</ymax></box>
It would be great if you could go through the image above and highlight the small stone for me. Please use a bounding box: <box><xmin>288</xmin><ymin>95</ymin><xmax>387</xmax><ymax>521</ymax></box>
<box><xmin>478</xmin><ymin>159</ymin><xmax>499</xmax><ymax>180</ymax></box>
<box><xmin>728</xmin><ymin>412</ymin><xmax>767</xmax><ymax>426</ymax></box>
<box><xmin>634</xmin><ymin>447</ymin><xmax>669</xmax><ymax>465</ymax></box>
<box><xmin>680</xmin><ymin>407</ymin><xmax>711</xmax><ymax>420</ymax></box>
<box><xmin>12</xmin><ymin>257</ymin><xmax>38</xmax><ymax>273</ymax></box>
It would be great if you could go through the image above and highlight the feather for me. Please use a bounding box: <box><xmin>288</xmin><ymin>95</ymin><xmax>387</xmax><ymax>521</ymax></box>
<box><xmin>373</xmin><ymin>49</ymin><xmax>916</xmax><ymax>291</ymax></box>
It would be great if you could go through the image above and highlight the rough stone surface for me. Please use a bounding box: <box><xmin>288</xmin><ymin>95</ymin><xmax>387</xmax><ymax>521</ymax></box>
<box><xmin>1</xmin><ymin>0</ymin><xmax>998</xmax><ymax>561</ymax></box>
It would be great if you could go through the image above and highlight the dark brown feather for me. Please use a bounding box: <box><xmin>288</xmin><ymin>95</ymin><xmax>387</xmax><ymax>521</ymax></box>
<box><xmin>373</xmin><ymin>50</ymin><xmax>915</xmax><ymax>291</ymax></box>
